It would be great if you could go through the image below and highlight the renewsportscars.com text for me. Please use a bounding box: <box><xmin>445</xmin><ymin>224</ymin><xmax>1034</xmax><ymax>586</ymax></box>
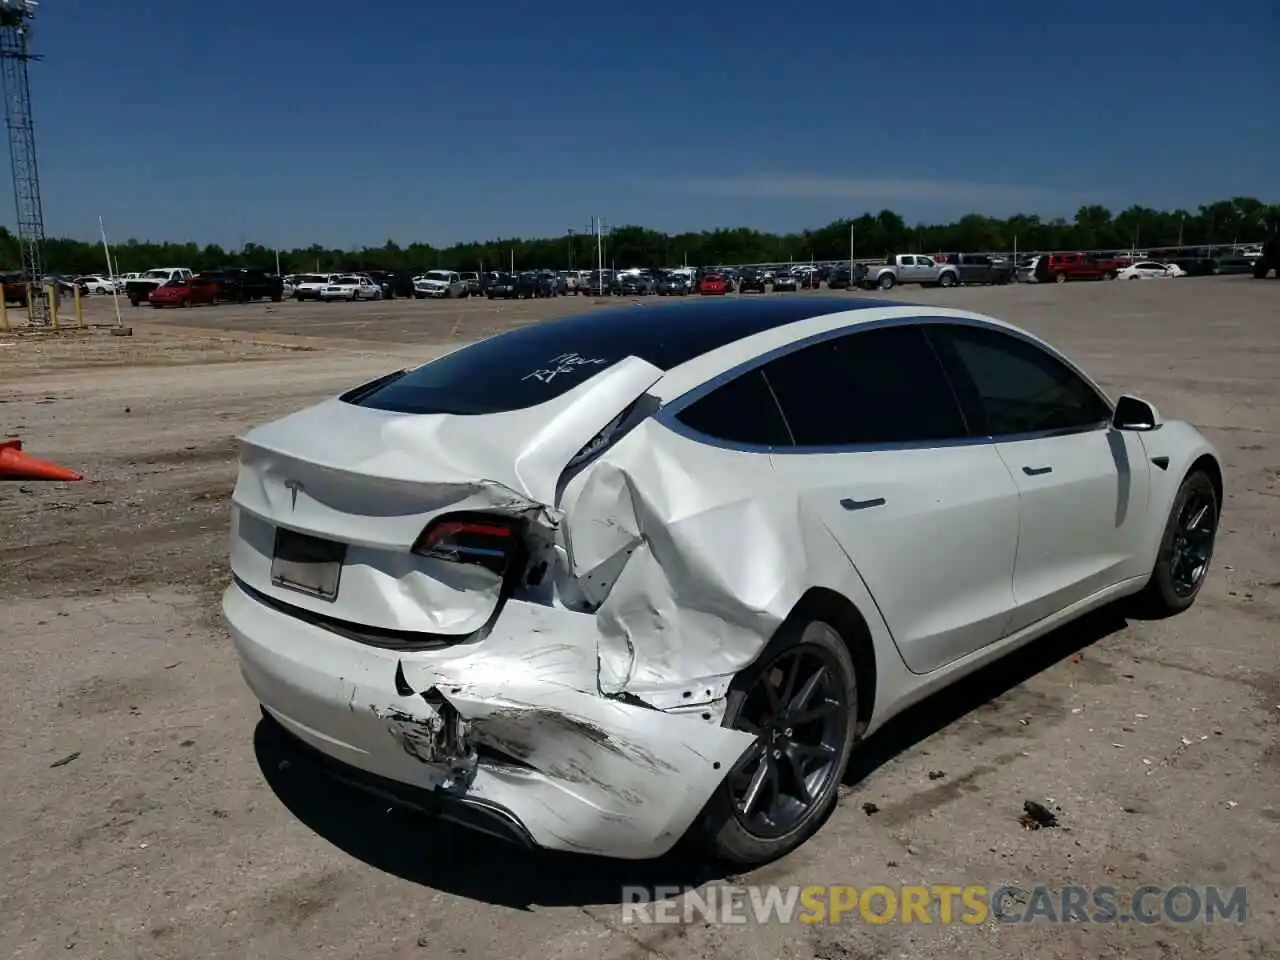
<box><xmin>621</xmin><ymin>884</ymin><xmax>1247</xmax><ymax>926</ymax></box>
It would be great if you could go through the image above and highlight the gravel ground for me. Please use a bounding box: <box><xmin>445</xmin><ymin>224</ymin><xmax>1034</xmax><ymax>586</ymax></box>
<box><xmin>1</xmin><ymin>278</ymin><xmax>1277</xmax><ymax>960</ymax></box>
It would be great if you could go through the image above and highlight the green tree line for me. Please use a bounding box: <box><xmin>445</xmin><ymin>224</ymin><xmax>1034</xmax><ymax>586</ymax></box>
<box><xmin>6</xmin><ymin>197</ymin><xmax>1276</xmax><ymax>277</ymax></box>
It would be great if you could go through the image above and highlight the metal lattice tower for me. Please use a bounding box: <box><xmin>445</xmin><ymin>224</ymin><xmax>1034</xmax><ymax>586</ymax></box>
<box><xmin>0</xmin><ymin>0</ymin><xmax>47</xmax><ymax>324</ymax></box>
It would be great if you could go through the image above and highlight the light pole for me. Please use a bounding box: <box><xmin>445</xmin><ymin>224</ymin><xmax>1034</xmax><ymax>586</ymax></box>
<box><xmin>567</xmin><ymin>229</ymin><xmax>574</xmax><ymax>269</ymax></box>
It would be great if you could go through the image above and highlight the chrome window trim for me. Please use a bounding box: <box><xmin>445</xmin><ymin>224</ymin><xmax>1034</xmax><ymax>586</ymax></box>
<box><xmin>655</xmin><ymin>314</ymin><xmax>1116</xmax><ymax>455</ymax></box>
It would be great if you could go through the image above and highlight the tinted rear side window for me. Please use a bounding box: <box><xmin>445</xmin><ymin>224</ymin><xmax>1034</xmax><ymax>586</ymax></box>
<box><xmin>675</xmin><ymin>369</ymin><xmax>792</xmax><ymax>446</ymax></box>
<box><xmin>762</xmin><ymin>325</ymin><xmax>968</xmax><ymax>446</ymax></box>
<box><xmin>344</xmin><ymin>299</ymin><xmax>875</xmax><ymax>415</ymax></box>
<box><xmin>926</xmin><ymin>324</ymin><xmax>1111</xmax><ymax>436</ymax></box>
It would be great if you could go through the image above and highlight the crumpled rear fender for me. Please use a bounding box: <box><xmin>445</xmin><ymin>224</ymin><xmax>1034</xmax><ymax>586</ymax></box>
<box><xmin>559</xmin><ymin>419</ymin><xmax>896</xmax><ymax>702</ymax></box>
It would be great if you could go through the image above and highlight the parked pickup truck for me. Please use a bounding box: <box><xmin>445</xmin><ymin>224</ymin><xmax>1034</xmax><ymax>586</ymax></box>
<box><xmin>126</xmin><ymin>267</ymin><xmax>194</xmax><ymax>306</ymax></box>
<box><xmin>557</xmin><ymin>270</ymin><xmax>589</xmax><ymax>295</ymax></box>
<box><xmin>854</xmin><ymin>254</ymin><xmax>959</xmax><ymax>290</ymax></box>
<box><xmin>943</xmin><ymin>253</ymin><xmax>1014</xmax><ymax>285</ymax></box>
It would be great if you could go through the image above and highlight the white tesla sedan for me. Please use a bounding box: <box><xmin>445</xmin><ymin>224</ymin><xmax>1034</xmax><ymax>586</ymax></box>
<box><xmin>224</xmin><ymin>298</ymin><xmax>1222</xmax><ymax>865</ymax></box>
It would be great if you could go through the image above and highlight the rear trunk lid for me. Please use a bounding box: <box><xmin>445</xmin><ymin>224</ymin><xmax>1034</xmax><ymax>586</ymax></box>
<box><xmin>230</xmin><ymin>356</ymin><xmax>663</xmax><ymax>637</ymax></box>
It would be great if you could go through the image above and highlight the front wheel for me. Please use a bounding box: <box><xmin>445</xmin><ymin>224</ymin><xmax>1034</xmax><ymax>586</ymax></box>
<box><xmin>1055</xmin><ymin>272</ymin><xmax>1067</xmax><ymax>283</ymax></box>
<box><xmin>1136</xmin><ymin>470</ymin><xmax>1219</xmax><ymax>617</ymax></box>
<box><xmin>694</xmin><ymin>616</ymin><xmax>858</xmax><ymax>865</ymax></box>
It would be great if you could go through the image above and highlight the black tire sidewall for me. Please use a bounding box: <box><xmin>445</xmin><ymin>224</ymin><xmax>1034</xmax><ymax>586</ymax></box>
<box><xmin>695</xmin><ymin>617</ymin><xmax>858</xmax><ymax>865</ymax></box>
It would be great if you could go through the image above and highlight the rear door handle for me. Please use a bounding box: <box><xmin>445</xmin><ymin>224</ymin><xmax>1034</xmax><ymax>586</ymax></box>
<box><xmin>1022</xmin><ymin>465</ymin><xmax>1053</xmax><ymax>476</ymax></box>
<box><xmin>840</xmin><ymin>497</ymin><xmax>886</xmax><ymax>511</ymax></box>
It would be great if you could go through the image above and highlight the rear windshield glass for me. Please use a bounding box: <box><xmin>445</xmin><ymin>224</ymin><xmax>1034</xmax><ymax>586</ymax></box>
<box><xmin>342</xmin><ymin>299</ymin><xmax>862</xmax><ymax>415</ymax></box>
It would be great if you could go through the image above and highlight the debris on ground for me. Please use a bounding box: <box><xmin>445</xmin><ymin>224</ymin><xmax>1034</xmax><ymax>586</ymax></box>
<box><xmin>861</xmin><ymin>802</ymin><xmax>879</xmax><ymax>816</ymax></box>
<box><xmin>49</xmin><ymin>751</ymin><xmax>80</xmax><ymax>768</ymax></box>
<box><xmin>927</xmin><ymin>770</ymin><xmax>946</xmax><ymax>780</ymax></box>
<box><xmin>1019</xmin><ymin>800</ymin><xmax>1059</xmax><ymax>830</ymax></box>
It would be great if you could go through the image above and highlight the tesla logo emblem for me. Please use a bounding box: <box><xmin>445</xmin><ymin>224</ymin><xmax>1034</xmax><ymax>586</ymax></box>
<box><xmin>284</xmin><ymin>478</ymin><xmax>303</xmax><ymax>509</ymax></box>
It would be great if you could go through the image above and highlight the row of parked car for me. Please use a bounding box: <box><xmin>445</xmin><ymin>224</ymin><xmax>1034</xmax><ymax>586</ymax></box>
<box><xmin>1016</xmin><ymin>241</ymin><xmax>1279</xmax><ymax>282</ymax></box>
<box><xmin>32</xmin><ymin>239</ymin><xmax>1274</xmax><ymax>314</ymax></box>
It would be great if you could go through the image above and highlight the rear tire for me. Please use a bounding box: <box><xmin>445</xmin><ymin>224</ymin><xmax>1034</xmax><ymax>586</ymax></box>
<box><xmin>694</xmin><ymin>616</ymin><xmax>858</xmax><ymax>866</ymax></box>
<box><xmin>939</xmin><ymin>272</ymin><xmax>957</xmax><ymax>288</ymax></box>
<box><xmin>878</xmin><ymin>273</ymin><xmax>895</xmax><ymax>290</ymax></box>
<box><xmin>1055</xmin><ymin>272</ymin><xmax>1067</xmax><ymax>283</ymax></box>
<box><xmin>1135</xmin><ymin>470</ymin><xmax>1219</xmax><ymax>617</ymax></box>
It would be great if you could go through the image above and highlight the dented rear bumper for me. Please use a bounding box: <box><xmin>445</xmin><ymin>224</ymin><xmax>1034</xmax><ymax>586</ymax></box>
<box><xmin>224</xmin><ymin>581</ymin><xmax>754</xmax><ymax>859</ymax></box>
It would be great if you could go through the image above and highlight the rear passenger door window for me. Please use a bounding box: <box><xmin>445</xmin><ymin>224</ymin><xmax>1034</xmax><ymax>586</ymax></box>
<box><xmin>927</xmin><ymin>325</ymin><xmax>1111</xmax><ymax>437</ymax></box>
<box><xmin>674</xmin><ymin>368</ymin><xmax>792</xmax><ymax>447</ymax></box>
<box><xmin>761</xmin><ymin>325</ymin><xmax>968</xmax><ymax>446</ymax></box>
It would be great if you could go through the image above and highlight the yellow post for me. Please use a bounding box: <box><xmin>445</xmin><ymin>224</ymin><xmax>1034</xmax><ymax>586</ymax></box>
<box><xmin>46</xmin><ymin>284</ymin><xmax>58</xmax><ymax>330</ymax></box>
<box><xmin>0</xmin><ymin>292</ymin><xmax>8</xmax><ymax>333</ymax></box>
<box><xmin>74</xmin><ymin>284</ymin><xmax>84</xmax><ymax>327</ymax></box>
<box><xmin>25</xmin><ymin>282</ymin><xmax>33</xmax><ymax>323</ymax></box>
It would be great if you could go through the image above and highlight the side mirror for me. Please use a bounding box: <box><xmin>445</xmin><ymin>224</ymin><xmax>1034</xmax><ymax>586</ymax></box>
<box><xmin>1112</xmin><ymin>395</ymin><xmax>1162</xmax><ymax>431</ymax></box>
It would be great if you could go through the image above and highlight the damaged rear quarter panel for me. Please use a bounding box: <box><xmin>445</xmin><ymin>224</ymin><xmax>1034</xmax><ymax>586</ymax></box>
<box><xmin>560</xmin><ymin>419</ymin><xmax>885</xmax><ymax>697</ymax></box>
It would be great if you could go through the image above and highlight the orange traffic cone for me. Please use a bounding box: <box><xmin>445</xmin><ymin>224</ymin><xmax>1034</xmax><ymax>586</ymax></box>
<box><xmin>0</xmin><ymin>438</ymin><xmax>83</xmax><ymax>481</ymax></box>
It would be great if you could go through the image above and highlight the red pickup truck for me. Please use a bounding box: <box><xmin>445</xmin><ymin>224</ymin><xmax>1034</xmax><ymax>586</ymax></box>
<box><xmin>1034</xmin><ymin>253</ymin><xmax>1120</xmax><ymax>283</ymax></box>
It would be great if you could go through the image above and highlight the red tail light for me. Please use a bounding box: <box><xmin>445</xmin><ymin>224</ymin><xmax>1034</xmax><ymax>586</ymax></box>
<box><xmin>412</xmin><ymin>513</ymin><xmax>519</xmax><ymax>575</ymax></box>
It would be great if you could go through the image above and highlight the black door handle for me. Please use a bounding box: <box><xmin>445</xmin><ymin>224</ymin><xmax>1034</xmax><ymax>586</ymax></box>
<box><xmin>1022</xmin><ymin>465</ymin><xmax>1053</xmax><ymax>476</ymax></box>
<box><xmin>840</xmin><ymin>497</ymin><xmax>886</xmax><ymax>511</ymax></box>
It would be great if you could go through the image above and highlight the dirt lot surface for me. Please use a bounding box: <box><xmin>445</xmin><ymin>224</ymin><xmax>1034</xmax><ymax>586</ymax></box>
<box><xmin>2</xmin><ymin>280</ymin><xmax>1278</xmax><ymax>959</ymax></box>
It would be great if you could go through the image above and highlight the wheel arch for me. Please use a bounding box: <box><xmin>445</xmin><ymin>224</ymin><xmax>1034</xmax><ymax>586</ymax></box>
<box><xmin>1135</xmin><ymin>423</ymin><xmax>1223</xmax><ymax>571</ymax></box>
<box><xmin>1190</xmin><ymin>453</ymin><xmax>1223</xmax><ymax>514</ymax></box>
<box><xmin>784</xmin><ymin>586</ymin><xmax>877</xmax><ymax>736</ymax></box>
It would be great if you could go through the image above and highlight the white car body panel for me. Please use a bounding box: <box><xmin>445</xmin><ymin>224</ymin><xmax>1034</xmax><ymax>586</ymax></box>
<box><xmin>994</xmin><ymin>429</ymin><xmax>1151</xmax><ymax>633</ymax></box>
<box><xmin>225</xmin><ymin>300</ymin><xmax>1221</xmax><ymax>859</ymax></box>
<box><xmin>769</xmin><ymin>444</ymin><xmax>1021</xmax><ymax>675</ymax></box>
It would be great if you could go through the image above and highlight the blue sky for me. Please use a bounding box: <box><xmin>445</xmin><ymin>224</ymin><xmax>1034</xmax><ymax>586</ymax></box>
<box><xmin>17</xmin><ymin>0</ymin><xmax>1279</xmax><ymax>247</ymax></box>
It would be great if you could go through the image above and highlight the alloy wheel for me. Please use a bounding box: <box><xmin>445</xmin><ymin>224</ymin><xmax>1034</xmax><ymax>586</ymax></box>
<box><xmin>1170</xmin><ymin>491</ymin><xmax>1216</xmax><ymax>598</ymax></box>
<box><xmin>728</xmin><ymin>624</ymin><xmax>847</xmax><ymax>839</ymax></box>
